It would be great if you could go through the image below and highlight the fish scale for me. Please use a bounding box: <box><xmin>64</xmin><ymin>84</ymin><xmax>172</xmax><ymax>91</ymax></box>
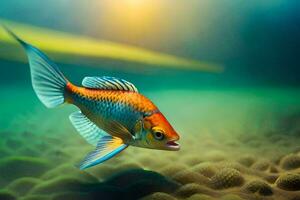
<box><xmin>66</xmin><ymin>83</ymin><xmax>157</xmax><ymax>133</ymax></box>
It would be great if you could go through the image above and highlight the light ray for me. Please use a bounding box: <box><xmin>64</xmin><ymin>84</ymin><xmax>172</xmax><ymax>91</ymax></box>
<box><xmin>0</xmin><ymin>19</ymin><xmax>223</xmax><ymax>73</ymax></box>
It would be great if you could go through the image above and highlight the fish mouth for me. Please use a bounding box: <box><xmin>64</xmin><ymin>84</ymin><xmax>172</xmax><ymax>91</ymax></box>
<box><xmin>166</xmin><ymin>140</ymin><xmax>180</xmax><ymax>150</ymax></box>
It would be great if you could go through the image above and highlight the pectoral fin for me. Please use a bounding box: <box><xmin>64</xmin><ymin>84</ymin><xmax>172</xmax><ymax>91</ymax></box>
<box><xmin>69</xmin><ymin>111</ymin><xmax>132</xmax><ymax>144</ymax></box>
<box><xmin>101</xmin><ymin>120</ymin><xmax>133</xmax><ymax>142</ymax></box>
<box><xmin>78</xmin><ymin>136</ymin><xmax>128</xmax><ymax>170</ymax></box>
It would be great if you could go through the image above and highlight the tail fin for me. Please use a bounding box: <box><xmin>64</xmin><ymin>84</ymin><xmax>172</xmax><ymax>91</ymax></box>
<box><xmin>4</xmin><ymin>26</ymin><xmax>68</xmax><ymax>108</ymax></box>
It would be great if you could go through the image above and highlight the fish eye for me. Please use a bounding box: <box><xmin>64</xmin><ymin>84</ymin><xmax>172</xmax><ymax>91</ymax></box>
<box><xmin>153</xmin><ymin>130</ymin><xmax>164</xmax><ymax>140</ymax></box>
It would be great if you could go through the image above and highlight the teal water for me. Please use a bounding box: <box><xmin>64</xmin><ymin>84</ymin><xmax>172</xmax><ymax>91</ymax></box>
<box><xmin>1</xmin><ymin>1</ymin><xmax>300</xmax><ymax>199</ymax></box>
<box><xmin>1</xmin><ymin>82</ymin><xmax>300</xmax><ymax>199</ymax></box>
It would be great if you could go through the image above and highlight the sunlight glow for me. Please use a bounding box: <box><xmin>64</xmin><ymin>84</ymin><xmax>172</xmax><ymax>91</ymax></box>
<box><xmin>103</xmin><ymin>0</ymin><xmax>162</xmax><ymax>39</ymax></box>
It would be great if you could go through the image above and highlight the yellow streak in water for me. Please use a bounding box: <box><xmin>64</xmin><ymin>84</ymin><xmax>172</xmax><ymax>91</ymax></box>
<box><xmin>0</xmin><ymin>19</ymin><xmax>223</xmax><ymax>73</ymax></box>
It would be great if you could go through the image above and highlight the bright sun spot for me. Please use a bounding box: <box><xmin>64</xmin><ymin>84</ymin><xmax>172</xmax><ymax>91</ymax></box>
<box><xmin>100</xmin><ymin>0</ymin><xmax>163</xmax><ymax>40</ymax></box>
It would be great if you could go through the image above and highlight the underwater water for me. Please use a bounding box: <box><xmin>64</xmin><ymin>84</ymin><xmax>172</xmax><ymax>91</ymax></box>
<box><xmin>1</xmin><ymin>1</ymin><xmax>300</xmax><ymax>200</ymax></box>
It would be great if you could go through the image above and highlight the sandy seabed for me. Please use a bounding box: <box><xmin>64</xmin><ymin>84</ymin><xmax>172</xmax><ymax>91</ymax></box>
<box><xmin>1</xmin><ymin>89</ymin><xmax>300</xmax><ymax>200</ymax></box>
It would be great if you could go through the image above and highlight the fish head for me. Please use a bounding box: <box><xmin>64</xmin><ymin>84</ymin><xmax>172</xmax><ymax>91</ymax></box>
<box><xmin>141</xmin><ymin>111</ymin><xmax>180</xmax><ymax>151</ymax></box>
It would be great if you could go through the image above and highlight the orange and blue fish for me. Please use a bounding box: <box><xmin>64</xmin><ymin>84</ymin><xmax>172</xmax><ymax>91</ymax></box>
<box><xmin>6</xmin><ymin>28</ymin><xmax>180</xmax><ymax>170</ymax></box>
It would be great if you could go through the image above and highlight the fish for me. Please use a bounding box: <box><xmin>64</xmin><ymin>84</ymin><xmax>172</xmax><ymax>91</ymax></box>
<box><xmin>5</xmin><ymin>28</ymin><xmax>180</xmax><ymax>170</ymax></box>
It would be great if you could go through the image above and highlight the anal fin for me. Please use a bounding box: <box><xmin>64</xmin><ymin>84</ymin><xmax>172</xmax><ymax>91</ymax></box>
<box><xmin>78</xmin><ymin>136</ymin><xmax>128</xmax><ymax>170</ymax></box>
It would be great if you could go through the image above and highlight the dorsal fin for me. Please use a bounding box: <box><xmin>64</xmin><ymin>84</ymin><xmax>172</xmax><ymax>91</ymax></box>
<box><xmin>82</xmin><ymin>76</ymin><xmax>138</xmax><ymax>92</ymax></box>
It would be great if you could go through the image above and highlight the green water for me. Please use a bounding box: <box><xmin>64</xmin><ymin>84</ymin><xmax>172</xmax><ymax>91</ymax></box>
<box><xmin>1</xmin><ymin>82</ymin><xmax>300</xmax><ymax>199</ymax></box>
